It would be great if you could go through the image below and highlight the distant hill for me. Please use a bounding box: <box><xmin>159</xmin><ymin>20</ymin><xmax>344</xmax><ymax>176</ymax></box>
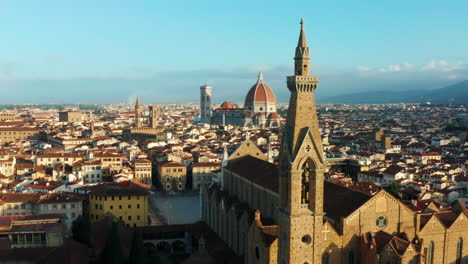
<box><xmin>321</xmin><ymin>80</ymin><xmax>468</xmax><ymax>104</ymax></box>
<box><xmin>420</xmin><ymin>80</ymin><xmax>468</xmax><ymax>104</ymax></box>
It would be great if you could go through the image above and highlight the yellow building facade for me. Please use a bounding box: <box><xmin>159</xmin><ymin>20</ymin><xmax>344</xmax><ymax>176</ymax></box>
<box><xmin>0</xmin><ymin>127</ymin><xmax>39</xmax><ymax>142</ymax></box>
<box><xmin>86</xmin><ymin>180</ymin><xmax>149</xmax><ymax>227</ymax></box>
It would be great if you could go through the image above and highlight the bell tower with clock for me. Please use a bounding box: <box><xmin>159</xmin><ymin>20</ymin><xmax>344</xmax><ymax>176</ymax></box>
<box><xmin>277</xmin><ymin>19</ymin><xmax>328</xmax><ymax>264</ymax></box>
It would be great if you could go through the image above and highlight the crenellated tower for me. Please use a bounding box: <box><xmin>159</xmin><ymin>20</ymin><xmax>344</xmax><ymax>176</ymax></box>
<box><xmin>135</xmin><ymin>97</ymin><xmax>141</xmax><ymax>129</ymax></box>
<box><xmin>149</xmin><ymin>105</ymin><xmax>158</xmax><ymax>129</ymax></box>
<box><xmin>277</xmin><ymin>19</ymin><xmax>327</xmax><ymax>264</ymax></box>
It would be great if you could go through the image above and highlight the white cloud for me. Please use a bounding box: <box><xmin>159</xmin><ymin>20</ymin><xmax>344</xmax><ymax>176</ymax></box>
<box><xmin>378</xmin><ymin>64</ymin><xmax>400</xmax><ymax>73</ymax></box>
<box><xmin>354</xmin><ymin>58</ymin><xmax>467</xmax><ymax>82</ymax></box>
<box><xmin>439</xmin><ymin>60</ymin><xmax>448</xmax><ymax>66</ymax></box>
<box><xmin>388</xmin><ymin>65</ymin><xmax>401</xmax><ymax>72</ymax></box>
<box><xmin>421</xmin><ymin>59</ymin><xmax>457</xmax><ymax>71</ymax></box>
<box><xmin>422</xmin><ymin>59</ymin><xmax>437</xmax><ymax>70</ymax></box>
<box><xmin>247</xmin><ymin>65</ymin><xmax>271</xmax><ymax>73</ymax></box>
<box><xmin>357</xmin><ymin>66</ymin><xmax>370</xmax><ymax>71</ymax></box>
<box><xmin>403</xmin><ymin>62</ymin><xmax>413</xmax><ymax>69</ymax></box>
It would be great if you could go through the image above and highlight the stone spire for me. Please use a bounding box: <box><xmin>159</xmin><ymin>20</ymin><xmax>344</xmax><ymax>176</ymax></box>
<box><xmin>294</xmin><ymin>19</ymin><xmax>311</xmax><ymax>76</ymax></box>
<box><xmin>277</xmin><ymin>20</ymin><xmax>327</xmax><ymax>264</ymax></box>
<box><xmin>297</xmin><ymin>19</ymin><xmax>307</xmax><ymax>48</ymax></box>
<box><xmin>135</xmin><ymin>96</ymin><xmax>141</xmax><ymax>108</ymax></box>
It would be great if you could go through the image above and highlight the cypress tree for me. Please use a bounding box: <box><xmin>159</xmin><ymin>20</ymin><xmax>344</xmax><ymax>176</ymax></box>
<box><xmin>100</xmin><ymin>221</ymin><xmax>124</xmax><ymax>264</ymax></box>
<box><xmin>71</xmin><ymin>215</ymin><xmax>91</xmax><ymax>246</ymax></box>
<box><xmin>129</xmin><ymin>229</ymin><xmax>146</xmax><ymax>264</ymax></box>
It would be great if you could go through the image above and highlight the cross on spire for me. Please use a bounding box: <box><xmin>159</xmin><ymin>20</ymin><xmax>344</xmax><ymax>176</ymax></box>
<box><xmin>322</xmin><ymin>225</ymin><xmax>331</xmax><ymax>240</ymax></box>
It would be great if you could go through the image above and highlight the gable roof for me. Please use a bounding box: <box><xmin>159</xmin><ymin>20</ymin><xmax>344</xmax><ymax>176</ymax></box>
<box><xmin>324</xmin><ymin>181</ymin><xmax>372</xmax><ymax>222</ymax></box>
<box><xmin>228</xmin><ymin>139</ymin><xmax>266</xmax><ymax>161</ymax></box>
<box><xmin>383</xmin><ymin>165</ymin><xmax>404</xmax><ymax>175</ymax></box>
<box><xmin>225</xmin><ymin>156</ymin><xmax>373</xmax><ymax>223</ymax></box>
<box><xmin>226</xmin><ymin>156</ymin><xmax>278</xmax><ymax>193</ymax></box>
<box><xmin>368</xmin><ymin>230</ymin><xmax>413</xmax><ymax>257</ymax></box>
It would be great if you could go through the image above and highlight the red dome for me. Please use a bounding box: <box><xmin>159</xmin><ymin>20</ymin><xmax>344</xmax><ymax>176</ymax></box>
<box><xmin>268</xmin><ymin>113</ymin><xmax>281</xmax><ymax>119</ymax></box>
<box><xmin>220</xmin><ymin>101</ymin><xmax>234</xmax><ymax>109</ymax></box>
<box><xmin>245</xmin><ymin>73</ymin><xmax>276</xmax><ymax>106</ymax></box>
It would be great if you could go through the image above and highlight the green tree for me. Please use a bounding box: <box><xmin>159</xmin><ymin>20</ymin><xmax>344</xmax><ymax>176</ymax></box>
<box><xmin>129</xmin><ymin>229</ymin><xmax>146</xmax><ymax>264</ymax></box>
<box><xmin>71</xmin><ymin>215</ymin><xmax>91</xmax><ymax>246</ymax></box>
<box><xmin>384</xmin><ymin>181</ymin><xmax>401</xmax><ymax>198</ymax></box>
<box><xmin>99</xmin><ymin>221</ymin><xmax>124</xmax><ymax>264</ymax></box>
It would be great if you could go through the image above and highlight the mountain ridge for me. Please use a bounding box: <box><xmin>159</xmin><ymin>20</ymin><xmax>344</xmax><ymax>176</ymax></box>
<box><xmin>320</xmin><ymin>80</ymin><xmax>468</xmax><ymax>104</ymax></box>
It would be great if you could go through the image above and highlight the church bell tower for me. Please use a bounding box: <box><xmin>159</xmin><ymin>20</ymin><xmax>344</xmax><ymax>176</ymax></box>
<box><xmin>277</xmin><ymin>19</ymin><xmax>327</xmax><ymax>264</ymax></box>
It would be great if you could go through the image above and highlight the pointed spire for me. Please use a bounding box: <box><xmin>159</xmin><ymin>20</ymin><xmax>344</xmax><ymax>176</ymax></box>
<box><xmin>258</xmin><ymin>72</ymin><xmax>263</xmax><ymax>82</ymax></box>
<box><xmin>297</xmin><ymin>18</ymin><xmax>308</xmax><ymax>48</ymax></box>
<box><xmin>135</xmin><ymin>96</ymin><xmax>140</xmax><ymax>107</ymax></box>
<box><xmin>294</xmin><ymin>18</ymin><xmax>310</xmax><ymax>75</ymax></box>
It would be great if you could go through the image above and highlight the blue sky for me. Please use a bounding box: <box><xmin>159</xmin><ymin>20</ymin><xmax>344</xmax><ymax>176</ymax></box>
<box><xmin>0</xmin><ymin>0</ymin><xmax>467</xmax><ymax>103</ymax></box>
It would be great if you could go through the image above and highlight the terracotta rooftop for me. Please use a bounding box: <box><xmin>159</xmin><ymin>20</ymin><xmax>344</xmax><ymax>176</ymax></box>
<box><xmin>192</xmin><ymin>162</ymin><xmax>222</xmax><ymax>168</ymax></box>
<box><xmin>79</xmin><ymin>180</ymin><xmax>150</xmax><ymax>196</ymax></box>
<box><xmin>369</xmin><ymin>230</ymin><xmax>411</xmax><ymax>256</ymax></box>
<box><xmin>225</xmin><ymin>156</ymin><xmax>373</xmax><ymax>222</ymax></box>
<box><xmin>158</xmin><ymin>160</ymin><xmax>186</xmax><ymax>168</ymax></box>
<box><xmin>226</xmin><ymin>156</ymin><xmax>278</xmax><ymax>193</ymax></box>
<box><xmin>244</xmin><ymin>73</ymin><xmax>276</xmax><ymax>106</ymax></box>
<box><xmin>0</xmin><ymin>193</ymin><xmax>42</xmax><ymax>203</ymax></box>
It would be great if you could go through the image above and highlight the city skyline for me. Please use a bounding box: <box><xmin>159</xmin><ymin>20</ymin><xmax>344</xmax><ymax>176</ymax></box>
<box><xmin>0</xmin><ymin>12</ymin><xmax>467</xmax><ymax>263</ymax></box>
<box><xmin>1</xmin><ymin>1</ymin><xmax>468</xmax><ymax>103</ymax></box>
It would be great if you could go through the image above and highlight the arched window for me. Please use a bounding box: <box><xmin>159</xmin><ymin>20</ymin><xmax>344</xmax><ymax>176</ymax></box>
<box><xmin>322</xmin><ymin>253</ymin><xmax>329</xmax><ymax>264</ymax></box>
<box><xmin>427</xmin><ymin>241</ymin><xmax>434</xmax><ymax>264</ymax></box>
<box><xmin>301</xmin><ymin>161</ymin><xmax>312</xmax><ymax>204</ymax></box>
<box><xmin>456</xmin><ymin>238</ymin><xmax>463</xmax><ymax>264</ymax></box>
<box><xmin>348</xmin><ymin>251</ymin><xmax>355</xmax><ymax>264</ymax></box>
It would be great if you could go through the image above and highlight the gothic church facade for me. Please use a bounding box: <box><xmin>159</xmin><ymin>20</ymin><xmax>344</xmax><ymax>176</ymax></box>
<box><xmin>202</xmin><ymin>20</ymin><xmax>468</xmax><ymax>264</ymax></box>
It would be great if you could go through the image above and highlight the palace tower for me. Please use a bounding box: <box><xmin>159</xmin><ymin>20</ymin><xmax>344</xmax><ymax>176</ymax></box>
<box><xmin>135</xmin><ymin>96</ymin><xmax>141</xmax><ymax>129</ymax></box>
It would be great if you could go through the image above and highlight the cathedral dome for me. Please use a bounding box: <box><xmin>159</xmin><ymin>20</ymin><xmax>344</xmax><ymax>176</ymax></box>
<box><xmin>244</xmin><ymin>73</ymin><xmax>277</xmax><ymax>108</ymax></box>
<box><xmin>220</xmin><ymin>101</ymin><xmax>235</xmax><ymax>109</ymax></box>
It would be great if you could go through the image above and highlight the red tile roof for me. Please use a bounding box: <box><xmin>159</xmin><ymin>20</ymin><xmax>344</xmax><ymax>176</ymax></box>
<box><xmin>0</xmin><ymin>193</ymin><xmax>42</xmax><ymax>203</ymax></box>
<box><xmin>244</xmin><ymin>77</ymin><xmax>276</xmax><ymax>105</ymax></box>
<box><xmin>79</xmin><ymin>180</ymin><xmax>150</xmax><ymax>196</ymax></box>
<box><xmin>226</xmin><ymin>156</ymin><xmax>278</xmax><ymax>193</ymax></box>
<box><xmin>225</xmin><ymin>156</ymin><xmax>372</xmax><ymax>222</ymax></box>
<box><xmin>372</xmin><ymin>230</ymin><xmax>411</xmax><ymax>256</ymax></box>
<box><xmin>219</xmin><ymin>101</ymin><xmax>234</xmax><ymax>109</ymax></box>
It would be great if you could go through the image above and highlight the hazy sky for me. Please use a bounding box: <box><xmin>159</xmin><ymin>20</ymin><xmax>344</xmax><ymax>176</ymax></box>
<box><xmin>0</xmin><ymin>0</ymin><xmax>467</xmax><ymax>104</ymax></box>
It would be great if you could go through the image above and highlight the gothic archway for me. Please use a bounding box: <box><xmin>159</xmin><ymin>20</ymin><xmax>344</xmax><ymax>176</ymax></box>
<box><xmin>301</xmin><ymin>159</ymin><xmax>316</xmax><ymax>205</ymax></box>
